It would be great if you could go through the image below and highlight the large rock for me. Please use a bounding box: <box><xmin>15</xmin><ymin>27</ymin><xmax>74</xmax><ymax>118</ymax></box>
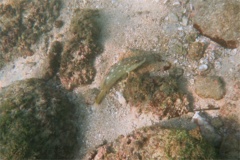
<box><xmin>0</xmin><ymin>79</ymin><xmax>78</xmax><ymax>159</ymax></box>
<box><xmin>59</xmin><ymin>9</ymin><xmax>102</xmax><ymax>90</ymax></box>
<box><xmin>85</xmin><ymin>126</ymin><xmax>217</xmax><ymax>159</ymax></box>
<box><xmin>192</xmin><ymin>0</ymin><xmax>240</xmax><ymax>49</ymax></box>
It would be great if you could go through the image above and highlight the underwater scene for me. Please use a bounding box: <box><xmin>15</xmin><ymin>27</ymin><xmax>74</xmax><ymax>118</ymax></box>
<box><xmin>0</xmin><ymin>0</ymin><xmax>240</xmax><ymax>159</ymax></box>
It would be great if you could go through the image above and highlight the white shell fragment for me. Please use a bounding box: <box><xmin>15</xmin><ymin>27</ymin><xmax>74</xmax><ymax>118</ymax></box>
<box><xmin>198</xmin><ymin>64</ymin><xmax>208</xmax><ymax>72</ymax></box>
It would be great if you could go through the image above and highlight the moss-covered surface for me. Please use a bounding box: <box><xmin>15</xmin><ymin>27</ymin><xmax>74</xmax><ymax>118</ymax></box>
<box><xmin>59</xmin><ymin>9</ymin><xmax>102</xmax><ymax>90</ymax></box>
<box><xmin>123</xmin><ymin>73</ymin><xmax>189</xmax><ymax>119</ymax></box>
<box><xmin>0</xmin><ymin>79</ymin><xmax>78</xmax><ymax>159</ymax></box>
<box><xmin>0</xmin><ymin>0</ymin><xmax>62</xmax><ymax>69</ymax></box>
<box><xmin>45</xmin><ymin>40</ymin><xmax>63</xmax><ymax>79</ymax></box>
<box><xmin>85</xmin><ymin>126</ymin><xmax>217</xmax><ymax>159</ymax></box>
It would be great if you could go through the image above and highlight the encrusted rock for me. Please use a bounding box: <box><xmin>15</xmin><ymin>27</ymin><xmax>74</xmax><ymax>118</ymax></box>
<box><xmin>59</xmin><ymin>9</ymin><xmax>102</xmax><ymax>90</ymax></box>
<box><xmin>194</xmin><ymin>76</ymin><xmax>226</xmax><ymax>100</ymax></box>
<box><xmin>192</xmin><ymin>0</ymin><xmax>240</xmax><ymax>48</ymax></box>
<box><xmin>45</xmin><ymin>40</ymin><xmax>63</xmax><ymax>79</ymax></box>
<box><xmin>0</xmin><ymin>79</ymin><xmax>78</xmax><ymax>159</ymax></box>
<box><xmin>219</xmin><ymin>103</ymin><xmax>240</xmax><ymax>159</ymax></box>
<box><xmin>85</xmin><ymin>126</ymin><xmax>217</xmax><ymax>159</ymax></box>
<box><xmin>0</xmin><ymin>0</ymin><xmax>62</xmax><ymax>69</ymax></box>
<box><xmin>123</xmin><ymin>73</ymin><xmax>189</xmax><ymax>119</ymax></box>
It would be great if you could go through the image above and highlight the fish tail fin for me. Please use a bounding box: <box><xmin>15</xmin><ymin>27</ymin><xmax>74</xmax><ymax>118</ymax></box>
<box><xmin>95</xmin><ymin>89</ymin><xmax>107</xmax><ymax>105</ymax></box>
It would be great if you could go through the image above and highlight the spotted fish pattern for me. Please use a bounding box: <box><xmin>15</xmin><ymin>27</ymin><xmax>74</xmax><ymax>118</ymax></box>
<box><xmin>95</xmin><ymin>56</ymin><xmax>146</xmax><ymax>104</ymax></box>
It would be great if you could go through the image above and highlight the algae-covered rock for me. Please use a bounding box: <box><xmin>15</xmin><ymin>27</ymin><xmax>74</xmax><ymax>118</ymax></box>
<box><xmin>0</xmin><ymin>0</ymin><xmax>62</xmax><ymax>69</ymax></box>
<box><xmin>123</xmin><ymin>73</ymin><xmax>189</xmax><ymax>119</ymax></box>
<box><xmin>0</xmin><ymin>79</ymin><xmax>77</xmax><ymax>159</ymax></box>
<box><xmin>219</xmin><ymin>103</ymin><xmax>240</xmax><ymax>159</ymax></box>
<box><xmin>194</xmin><ymin>76</ymin><xmax>226</xmax><ymax>100</ymax></box>
<box><xmin>59</xmin><ymin>9</ymin><xmax>102</xmax><ymax>90</ymax></box>
<box><xmin>85</xmin><ymin>126</ymin><xmax>217</xmax><ymax>159</ymax></box>
<box><xmin>45</xmin><ymin>40</ymin><xmax>63</xmax><ymax>79</ymax></box>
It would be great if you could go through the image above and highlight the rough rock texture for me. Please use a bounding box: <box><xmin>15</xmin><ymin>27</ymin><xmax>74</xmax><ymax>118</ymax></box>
<box><xmin>195</xmin><ymin>76</ymin><xmax>226</xmax><ymax>100</ymax></box>
<box><xmin>187</xmin><ymin>41</ymin><xmax>206</xmax><ymax>60</ymax></box>
<box><xmin>45</xmin><ymin>41</ymin><xmax>63</xmax><ymax>79</ymax></box>
<box><xmin>219</xmin><ymin>103</ymin><xmax>240</xmax><ymax>159</ymax></box>
<box><xmin>85</xmin><ymin>126</ymin><xmax>217</xmax><ymax>160</ymax></box>
<box><xmin>0</xmin><ymin>0</ymin><xmax>62</xmax><ymax>69</ymax></box>
<box><xmin>0</xmin><ymin>79</ymin><xmax>78</xmax><ymax>159</ymax></box>
<box><xmin>192</xmin><ymin>0</ymin><xmax>240</xmax><ymax>48</ymax></box>
<box><xmin>59</xmin><ymin>9</ymin><xmax>102</xmax><ymax>90</ymax></box>
<box><xmin>123</xmin><ymin>73</ymin><xmax>189</xmax><ymax>119</ymax></box>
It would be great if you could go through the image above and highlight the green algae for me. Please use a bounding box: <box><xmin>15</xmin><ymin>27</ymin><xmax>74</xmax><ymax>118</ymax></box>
<box><xmin>0</xmin><ymin>79</ymin><xmax>78</xmax><ymax>159</ymax></box>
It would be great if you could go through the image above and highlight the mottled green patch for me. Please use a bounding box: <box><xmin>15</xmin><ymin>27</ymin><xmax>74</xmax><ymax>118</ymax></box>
<box><xmin>85</xmin><ymin>126</ymin><xmax>218</xmax><ymax>159</ymax></box>
<box><xmin>0</xmin><ymin>79</ymin><xmax>78</xmax><ymax>159</ymax></box>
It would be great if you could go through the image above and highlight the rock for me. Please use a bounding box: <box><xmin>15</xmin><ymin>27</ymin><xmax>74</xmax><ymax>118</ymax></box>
<box><xmin>188</xmin><ymin>41</ymin><xmax>205</xmax><ymax>60</ymax></box>
<box><xmin>123</xmin><ymin>73</ymin><xmax>189</xmax><ymax>119</ymax></box>
<box><xmin>192</xmin><ymin>0</ymin><xmax>240</xmax><ymax>49</ymax></box>
<box><xmin>54</xmin><ymin>20</ymin><xmax>64</xmax><ymax>28</ymax></box>
<box><xmin>198</xmin><ymin>64</ymin><xmax>208</xmax><ymax>72</ymax></box>
<box><xmin>85</xmin><ymin>126</ymin><xmax>217</xmax><ymax>159</ymax></box>
<box><xmin>0</xmin><ymin>79</ymin><xmax>78</xmax><ymax>159</ymax></box>
<box><xmin>169</xmin><ymin>67</ymin><xmax>184</xmax><ymax>78</ymax></box>
<box><xmin>194</xmin><ymin>76</ymin><xmax>226</xmax><ymax>100</ymax></box>
<box><xmin>0</xmin><ymin>0</ymin><xmax>62</xmax><ymax>69</ymax></box>
<box><xmin>220</xmin><ymin>133</ymin><xmax>240</xmax><ymax>159</ymax></box>
<box><xmin>45</xmin><ymin>41</ymin><xmax>63</xmax><ymax>79</ymax></box>
<box><xmin>59</xmin><ymin>9</ymin><xmax>102</xmax><ymax>90</ymax></box>
<box><xmin>219</xmin><ymin>103</ymin><xmax>240</xmax><ymax>159</ymax></box>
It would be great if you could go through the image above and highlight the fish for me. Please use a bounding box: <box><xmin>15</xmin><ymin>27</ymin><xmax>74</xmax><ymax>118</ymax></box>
<box><xmin>95</xmin><ymin>56</ymin><xmax>146</xmax><ymax>104</ymax></box>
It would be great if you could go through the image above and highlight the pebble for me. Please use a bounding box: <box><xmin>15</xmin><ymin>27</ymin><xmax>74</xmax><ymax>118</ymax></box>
<box><xmin>198</xmin><ymin>64</ymin><xmax>208</xmax><ymax>72</ymax></box>
<box><xmin>188</xmin><ymin>42</ymin><xmax>205</xmax><ymax>60</ymax></box>
<box><xmin>194</xmin><ymin>76</ymin><xmax>226</xmax><ymax>100</ymax></box>
<box><xmin>181</xmin><ymin>16</ymin><xmax>188</xmax><ymax>26</ymax></box>
<box><xmin>214</xmin><ymin>61</ymin><xmax>222</xmax><ymax>70</ymax></box>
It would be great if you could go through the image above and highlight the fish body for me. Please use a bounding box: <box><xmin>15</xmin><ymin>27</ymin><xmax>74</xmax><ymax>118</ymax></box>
<box><xmin>95</xmin><ymin>56</ymin><xmax>146</xmax><ymax>104</ymax></box>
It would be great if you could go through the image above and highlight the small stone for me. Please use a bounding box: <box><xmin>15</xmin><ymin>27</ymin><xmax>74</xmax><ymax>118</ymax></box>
<box><xmin>198</xmin><ymin>64</ymin><xmax>208</xmax><ymax>72</ymax></box>
<box><xmin>169</xmin><ymin>67</ymin><xmax>184</xmax><ymax>78</ymax></box>
<box><xmin>194</xmin><ymin>76</ymin><xmax>226</xmax><ymax>100</ymax></box>
<box><xmin>188</xmin><ymin>42</ymin><xmax>205</xmax><ymax>60</ymax></box>
<box><xmin>181</xmin><ymin>16</ymin><xmax>188</xmax><ymax>26</ymax></box>
<box><xmin>167</xmin><ymin>13</ymin><xmax>179</xmax><ymax>23</ymax></box>
<box><xmin>54</xmin><ymin>20</ymin><xmax>64</xmax><ymax>28</ymax></box>
<box><xmin>210</xmin><ymin>117</ymin><xmax>223</xmax><ymax>128</ymax></box>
